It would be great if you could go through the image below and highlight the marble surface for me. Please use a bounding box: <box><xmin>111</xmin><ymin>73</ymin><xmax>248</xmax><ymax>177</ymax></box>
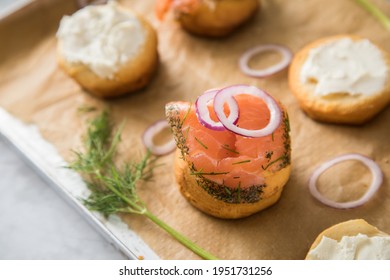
<box><xmin>0</xmin><ymin>136</ymin><xmax>127</xmax><ymax>260</ymax></box>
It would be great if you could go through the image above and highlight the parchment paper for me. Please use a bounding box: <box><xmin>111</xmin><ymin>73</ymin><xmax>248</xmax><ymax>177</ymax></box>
<box><xmin>0</xmin><ymin>0</ymin><xmax>389</xmax><ymax>260</ymax></box>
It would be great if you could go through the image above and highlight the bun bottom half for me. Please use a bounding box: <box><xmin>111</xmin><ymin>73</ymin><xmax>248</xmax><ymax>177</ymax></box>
<box><xmin>174</xmin><ymin>149</ymin><xmax>291</xmax><ymax>219</ymax></box>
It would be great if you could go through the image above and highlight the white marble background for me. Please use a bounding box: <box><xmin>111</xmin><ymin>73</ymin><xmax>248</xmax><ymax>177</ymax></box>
<box><xmin>0</xmin><ymin>0</ymin><xmax>126</xmax><ymax>260</ymax></box>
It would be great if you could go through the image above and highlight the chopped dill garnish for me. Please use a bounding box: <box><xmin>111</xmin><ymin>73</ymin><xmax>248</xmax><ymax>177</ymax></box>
<box><xmin>69</xmin><ymin>111</ymin><xmax>217</xmax><ymax>260</ymax></box>
<box><xmin>261</xmin><ymin>155</ymin><xmax>285</xmax><ymax>170</ymax></box>
<box><xmin>194</xmin><ymin>137</ymin><xmax>208</xmax><ymax>150</ymax></box>
<box><xmin>190</xmin><ymin>170</ymin><xmax>230</xmax><ymax>176</ymax></box>
<box><xmin>180</xmin><ymin>102</ymin><xmax>192</xmax><ymax>126</ymax></box>
<box><xmin>185</xmin><ymin>126</ymin><xmax>190</xmax><ymax>140</ymax></box>
<box><xmin>232</xmin><ymin>159</ymin><xmax>251</xmax><ymax>165</ymax></box>
<box><xmin>224</xmin><ymin>187</ymin><xmax>231</xmax><ymax>195</ymax></box>
<box><xmin>221</xmin><ymin>144</ymin><xmax>240</xmax><ymax>155</ymax></box>
<box><xmin>237</xmin><ymin>182</ymin><xmax>241</xmax><ymax>203</ymax></box>
<box><xmin>271</xmin><ymin>132</ymin><xmax>274</xmax><ymax>142</ymax></box>
<box><xmin>284</xmin><ymin>115</ymin><xmax>290</xmax><ymax>132</ymax></box>
<box><xmin>265</xmin><ymin>151</ymin><xmax>273</xmax><ymax>160</ymax></box>
<box><xmin>233</xmin><ymin>176</ymin><xmax>241</xmax><ymax>179</ymax></box>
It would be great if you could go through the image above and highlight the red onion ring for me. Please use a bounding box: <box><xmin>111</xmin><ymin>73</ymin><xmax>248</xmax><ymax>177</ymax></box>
<box><xmin>213</xmin><ymin>85</ymin><xmax>282</xmax><ymax>138</ymax></box>
<box><xmin>142</xmin><ymin>120</ymin><xmax>176</xmax><ymax>156</ymax></box>
<box><xmin>309</xmin><ymin>153</ymin><xmax>383</xmax><ymax>209</ymax></box>
<box><xmin>239</xmin><ymin>44</ymin><xmax>293</xmax><ymax>78</ymax></box>
<box><xmin>195</xmin><ymin>89</ymin><xmax>239</xmax><ymax>131</ymax></box>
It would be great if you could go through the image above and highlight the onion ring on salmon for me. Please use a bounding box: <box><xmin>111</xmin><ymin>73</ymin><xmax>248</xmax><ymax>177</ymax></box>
<box><xmin>213</xmin><ymin>85</ymin><xmax>282</xmax><ymax>138</ymax></box>
<box><xmin>143</xmin><ymin>119</ymin><xmax>176</xmax><ymax>155</ymax></box>
<box><xmin>308</xmin><ymin>153</ymin><xmax>383</xmax><ymax>209</ymax></box>
<box><xmin>195</xmin><ymin>88</ymin><xmax>239</xmax><ymax>131</ymax></box>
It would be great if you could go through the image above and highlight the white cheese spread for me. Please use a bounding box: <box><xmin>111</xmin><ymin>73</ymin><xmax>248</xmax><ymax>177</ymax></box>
<box><xmin>300</xmin><ymin>38</ymin><xmax>388</xmax><ymax>96</ymax></box>
<box><xmin>307</xmin><ymin>233</ymin><xmax>390</xmax><ymax>260</ymax></box>
<box><xmin>56</xmin><ymin>1</ymin><xmax>146</xmax><ymax>79</ymax></box>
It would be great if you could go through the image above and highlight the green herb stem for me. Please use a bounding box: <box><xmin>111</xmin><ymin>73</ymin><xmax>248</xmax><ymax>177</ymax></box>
<box><xmin>144</xmin><ymin>210</ymin><xmax>218</xmax><ymax>260</ymax></box>
<box><xmin>71</xmin><ymin>111</ymin><xmax>218</xmax><ymax>260</ymax></box>
<box><xmin>355</xmin><ymin>0</ymin><xmax>390</xmax><ymax>30</ymax></box>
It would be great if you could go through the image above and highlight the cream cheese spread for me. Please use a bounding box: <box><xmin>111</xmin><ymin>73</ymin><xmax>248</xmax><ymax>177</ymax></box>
<box><xmin>307</xmin><ymin>233</ymin><xmax>390</xmax><ymax>260</ymax></box>
<box><xmin>300</xmin><ymin>38</ymin><xmax>388</xmax><ymax>96</ymax></box>
<box><xmin>56</xmin><ymin>1</ymin><xmax>146</xmax><ymax>79</ymax></box>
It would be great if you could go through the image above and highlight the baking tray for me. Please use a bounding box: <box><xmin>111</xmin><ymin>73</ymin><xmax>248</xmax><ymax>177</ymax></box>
<box><xmin>1</xmin><ymin>0</ymin><xmax>389</xmax><ymax>260</ymax></box>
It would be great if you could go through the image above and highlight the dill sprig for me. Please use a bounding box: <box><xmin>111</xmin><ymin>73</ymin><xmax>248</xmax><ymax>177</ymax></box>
<box><xmin>194</xmin><ymin>137</ymin><xmax>208</xmax><ymax>149</ymax></box>
<box><xmin>69</xmin><ymin>111</ymin><xmax>218</xmax><ymax>260</ymax></box>
<box><xmin>355</xmin><ymin>0</ymin><xmax>390</xmax><ymax>30</ymax></box>
<box><xmin>221</xmin><ymin>144</ymin><xmax>239</xmax><ymax>155</ymax></box>
<box><xmin>190</xmin><ymin>169</ymin><xmax>230</xmax><ymax>176</ymax></box>
<box><xmin>261</xmin><ymin>155</ymin><xmax>286</xmax><ymax>170</ymax></box>
<box><xmin>232</xmin><ymin>159</ymin><xmax>251</xmax><ymax>165</ymax></box>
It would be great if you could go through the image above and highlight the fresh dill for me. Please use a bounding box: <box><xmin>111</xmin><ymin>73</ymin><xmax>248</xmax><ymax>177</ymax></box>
<box><xmin>69</xmin><ymin>111</ymin><xmax>218</xmax><ymax>260</ymax></box>
<box><xmin>237</xmin><ymin>182</ymin><xmax>241</xmax><ymax>203</ymax></box>
<box><xmin>194</xmin><ymin>137</ymin><xmax>208</xmax><ymax>150</ymax></box>
<box><xmin>261</xmin><ymin>155</ymin><xmax>285</xmax><ymax>170</ymax></box>
<box><xmin>265</xmin><ymin>151</ymin><xmax>273</xmax><ymax>160</ymax></box>
<box><xmin>180</xmin><ymin>102</ymin><xmax>192</xmax><ymax>126</ymax></box>
<box><xmin>221</xmin><ymin>144</ymin><xmax>240</xmax><ymax>155</ymax></box>
<box><xmin>232</xmin><ymin>159</ymin><xmax>251</xmax><ymax>165</ymax></box>
<box><xmin>185</xmin><ymin>126</ymin><xmax>190</xmax><ymax>140</ymax></box>
<box><xmin>190</xmin><ymin>170</ymin><xmax>230</xmax><ymax>176</ymax></box>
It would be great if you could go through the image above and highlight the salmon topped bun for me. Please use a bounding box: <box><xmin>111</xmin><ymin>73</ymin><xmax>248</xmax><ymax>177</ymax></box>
<box><xmin>156</xmin><ymin>0</ymin><xmax>259</xmax><ymax>37</ymax></box>
<box><xmin>166</xmin><ymin>85</ymin><xmax>291</xmax><ymax>219</ymax></box>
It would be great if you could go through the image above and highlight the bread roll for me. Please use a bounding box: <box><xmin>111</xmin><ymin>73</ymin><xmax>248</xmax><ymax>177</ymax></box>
<box><xmin>288</xmin><ymin>35</ymin><xmax>390</xmax><ymax>124</ymax></box>
<box><xmin>157</xmin><ymin>0</ymin><xmax>259</xmax><ymax>37</ymax></box>
<box><xmin>56</xmin><ymin>2</ymin><xmax>158</xmax><ymax>98</ymax></box>
<box><xmin>306</xmin><ymin>219</ymin><xmax>390</xmax><ymax>260</ymax></box>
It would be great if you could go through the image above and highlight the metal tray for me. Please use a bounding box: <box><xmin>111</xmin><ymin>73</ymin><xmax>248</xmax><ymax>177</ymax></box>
<box><xmin>0</xmin><ymin>106</ymin><xmax>159</xmax><ymax>260</ymax></box>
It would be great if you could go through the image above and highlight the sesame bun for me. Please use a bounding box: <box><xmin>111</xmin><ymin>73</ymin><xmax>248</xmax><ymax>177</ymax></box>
<box><xmin>305</xmin><ymin>219</ymin><xmax>389</xmax><ymax>259</ymax></box>
<box><xmin>57</xmin><ymin>4</ymin><xmax>158</xmax><ymax>98</ymax></box>
<box><xmin>172</xmin><ymin>0</ymin><xmax>259</xmax><ymax>37</ymax></box>
<box><xmin>288</xmin><ymin>35</ymin><xmax>390</xmax><ymax>124</ymax></box>
<box><xmin>174</xmin><ymin>149</ymin><xmax>291</xmax><ymax>219</ymax></box>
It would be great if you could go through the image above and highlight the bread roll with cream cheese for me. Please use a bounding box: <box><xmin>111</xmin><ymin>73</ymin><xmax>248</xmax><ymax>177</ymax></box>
<box><xmin>56</xmin><ymin>2</ymin><xmax>158</xmax><ymax>98</ymax></box>
<box><xmin>306</xmin><ymin>219</ymin><xmax>390</xmax><ymax>260</ymax></box>
<box><xmin>288</xmin><ymin>35</ymin><xmax>390</xmax><ymax>124</ymax></box>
